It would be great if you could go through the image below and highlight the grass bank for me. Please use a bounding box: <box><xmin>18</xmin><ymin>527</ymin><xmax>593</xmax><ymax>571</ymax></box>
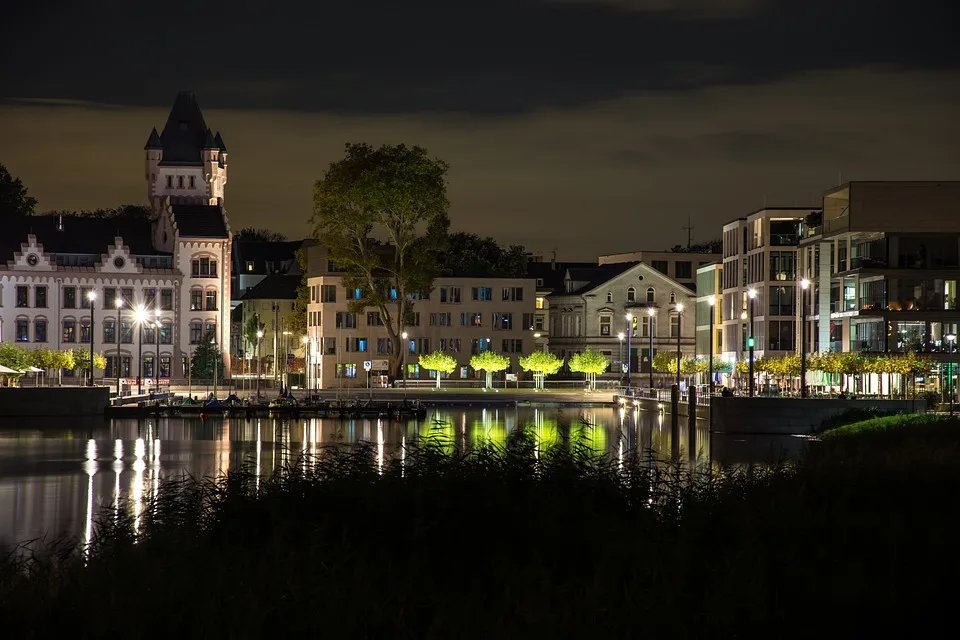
<box><xmin>3</xmin><ymin>423</ymin><xmax>959</xmax><ymax>638</ymax></box>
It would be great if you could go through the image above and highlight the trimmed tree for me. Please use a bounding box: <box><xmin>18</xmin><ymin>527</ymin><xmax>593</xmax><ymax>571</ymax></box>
<box><xmin>419</xmin><ymin>350</ymin><xmax>457</xmax><ymax>389</ymax></box>
<box><xmin>470</xmin><ymin>351</ymin><xmax>511</xmax><ymax>389</ymax></box>
<box><xmin>568</xmin><ymin>348</ymin><xmax>610</xmax><ymax>391</ymax></box>
<box><xmin>191</xmin><ymin>332</ymin><xmax>224</xmax><ymax>380</ymax></box>
<box><xmin>519</xmin><ymin>351</ymin><xmax>564</xmax><ymax>390</ymax></box>
<box><xmin>311</xmin><ymin>143</ymin><xmax>450</xmax><ymax>379</ymax></box>
<box><xmin>72</xmin><ymin>349</ymin><xmax>106</xmax><ymax>385</ymax></box>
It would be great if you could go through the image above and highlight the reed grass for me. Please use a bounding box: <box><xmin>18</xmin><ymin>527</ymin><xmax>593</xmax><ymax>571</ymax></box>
<box><xmin>2</xmin><ymin>421</ymin><xmax>959</xmax><ymax>638</ymax></box>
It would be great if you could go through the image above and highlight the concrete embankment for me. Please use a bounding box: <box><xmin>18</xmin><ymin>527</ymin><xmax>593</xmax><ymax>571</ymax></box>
<box><xmin>0</xmin><ymin>387</ymin><xmax>110</xmax><ymax>417</ymax></box>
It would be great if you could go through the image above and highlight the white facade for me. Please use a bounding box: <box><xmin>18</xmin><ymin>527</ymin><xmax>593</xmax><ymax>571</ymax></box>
<box><xmin>0</xmin><ymin>91</ymin><xmax>232</xmax><ymax>386</ymax></box>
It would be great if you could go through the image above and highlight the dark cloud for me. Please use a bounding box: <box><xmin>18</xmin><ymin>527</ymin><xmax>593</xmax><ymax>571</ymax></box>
<box><xmin>2</xmin><ymin>0</ymin><xmax>957</xmax><ymax>114</ymax></box>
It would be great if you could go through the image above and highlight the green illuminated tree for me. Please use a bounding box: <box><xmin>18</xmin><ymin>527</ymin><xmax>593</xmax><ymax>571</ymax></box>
<box><xmin>569</xmin><ymin>348</ymin><xmax>610</xmax><ymax>391</ymax></box>
<box><xmin>311</xmin><ymin>143</ymin><xmax>450</xmax><ymax>379</ymax></box>
<box><xmin>190</xmin><ymin>332</ymin><xmax>224</xmax><ymax>380</ymax></box>
<box><xmin>469</xmin><ymin>351</ymin><xmax>510</xmax><ymax>389</ymax></box>
<box><xmin>519</xmin><ymin>351</ymin><xmax>564</xmax><ymax>390</ymax></box>
<box><xmin>419</xmin><ymin>350</ymin><xmax>457</xmax><ymax>389</ymax></box>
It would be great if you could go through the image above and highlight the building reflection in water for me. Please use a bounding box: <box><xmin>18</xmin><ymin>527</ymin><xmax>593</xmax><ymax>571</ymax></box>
<box><xmin>3</xmin><ymin>406</ymin><xmax>814</xmax><ymax>550</ymax></box>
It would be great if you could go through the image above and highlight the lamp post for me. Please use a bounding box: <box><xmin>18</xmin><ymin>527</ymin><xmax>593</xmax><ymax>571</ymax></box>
<box><xmin>86</xmin><ymin>290</ymin><xmax>97</xmax><ymax>386</ymax></box>
<box><xmin>647</xmin><ymin>307</ymin><xmax>655</xmax><ymax>391</ymax></box>
<box><xmin>625</xmin><ymin>313</ymin><xmax>633</xmax><ymax>390</ymax></box>
<box><xmin>282</xmin><ymin>330</ymin><xmax>292</xmax><ymax>392</ymax></box>
<box><xmin>115</xmin><ymin>298</ymin><xmax>123</xmax><ymax>397</ymax></box>
<box><xmin>747</xmin><ymin>288</ymin><xmax>757</xmax><ymax>398</ymax></box>
<box><xmin>617</xmin><ymin>332</ymin><xmax>625</xmax><ymax>387</ymax></box>
<box><xmin>256</xmin><ymin>329</ymin><xmax>264</xmax><ymax>398</ymax></box>
<box><xmin>946</xmin><ymin>334</ymin><xmax>957</xmax><ymax>414</ymax></box>
<box><xmin>800</xmin><ymin>279</ymin><xmax>810</xmax><ymax>398</ymax></box>
<box><xmin>211</xmin><ymin>333</ymin><xmax>219</xmax><ymax>399</ymax></box>
<box><xmin>675</xmin><ymin>302</ymin><xmax>683</xmax><ymax>389</ymax></box>
<box><xmin>401</xmin><ymin>331</ymin><xmax>408</xmax><ymax>397</ymax></box>
<box><xmin>707</xmin><ymin>295</ymin><xmax>716</xmax><ymax>397</ymax></box>
<box><xmin>302</xmin><ymin>335</ymin><xmax>309</xmax><ymax>394</ymax></box>
<box><xmin>154</xmin><ymin>309</ymin><xmax>161</xmax><ymax>391</ymax></box>
<box><xmin>134</xmin><ymin>306</ymin><xmax>147</xmax><ymax>395</ymax></box>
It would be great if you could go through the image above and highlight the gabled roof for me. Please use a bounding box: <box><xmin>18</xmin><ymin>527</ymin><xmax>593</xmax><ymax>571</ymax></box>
<box><xmin>0</xmin><ymin>215</ymin><xmax>160</xmax><ymax>261</ymax></box>
<box><xmin>172</xmin><ymin>204</ymin><xmax>228</xmax><ymax>238</ymax></box>
<box><xmin>526</xmin><ymin>260</ymin><xmax>596</xmax><ymax>294</ymax></box>
<box><xmin>559</xmin><ymin>261</ymin><xmax>696</xmax><ymax>298</ymax></box>
<box><xmin>157</xmin><ymin>91</ymin><xmax>215</xmax><ymax>165</ymax></box>
<box><xmin>234</xmin><ymin>239</ymin><xmax>306</xmax><ymax>275</ymax></box>
<box><xmin>240</xmin><ymin>274</ymin><xmax>301</xmax><ymax>301</ymax></box>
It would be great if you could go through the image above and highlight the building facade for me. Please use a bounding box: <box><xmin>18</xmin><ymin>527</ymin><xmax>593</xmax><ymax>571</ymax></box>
<box><xmin>234</xmin><ymin>274</ymin><xmax>303</xmax><ymax>378</ymax></box>
<box><xmin>305</xmin><ymin>250</ymin><xmax>536</xmax><ymax>388</ymax></box>
<box><xmin>598</xmin><ymin>249</ymin><xmax>721</xmax><ymax>292</ymax></box>
<box><xmin>719</xmin><ymin>207</ymin><xmax>814</xmax><ymax>366</ymax></box>
<box><xmin>546</xmin><ymin>262</ymin><xmax>696</xmax><ymax>382</ymax></box>
<box><xmin>0</xmin><ymin>91</ymin><xmax>232</xmax><ymax>386</ymax></box>
<box><xmin>798</xmin><ymin>181</ymin><xmax>960</xmax><ymax>396</ymax></box>
<box><xmin>694</xmin><ymin>262</ymin><xmax>723</xmax><ymax>360</ymax></box>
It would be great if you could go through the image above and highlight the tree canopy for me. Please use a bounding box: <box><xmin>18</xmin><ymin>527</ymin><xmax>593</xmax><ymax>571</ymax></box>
<box><xmin>235</xmin><ymin>227</ymin><xmax>288</xmax><ymax>242</ymax></box>
<box><xmin>191</xmin><ymin>332</ymin><xmax>224</xmax><ymax>379</ymax></box>
<box><xmin>419</xmin><ymin>350</ymin><xmax>458</xmax><ymax>389</ymax></box>
<box><xmin>670</xmin><ymin>238</ymin><xmax>722</xmax><ymax>254</ymax></box>
<box><xmin>40</xmin><ymin>204</ymin><xmax>152</xmax><ymax>219</ymax></box>
<box><xmin>569</xmin><ymin>349</ymin><xmax>610</xmax><ymax>390</ymax></box>
<box><xmin>439</xmin><ymin>232</ymin><xmax>527</xmax><ymax>277</ymax></box>
<box><xmin>470</xmin><ymin>351</ymin><xmax>510</xmax><ymax>389</ymax></box>
<box><xmin>285</xmin><ymin>248</ymin><xmax>308</xmax><ymax>336</ymax></box>
<box><xmin>0</xmin><ymin>163</ymin><xmax>37</xmax><ymax>217</ymax></box>
<box><xmin>311</xmin><ymin>143</ymin><xmax>450</xmax><ymax>377</ymax></box>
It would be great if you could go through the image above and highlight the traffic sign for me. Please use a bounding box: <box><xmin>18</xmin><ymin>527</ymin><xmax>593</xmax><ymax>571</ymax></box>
<box><xmin>363</xmin><ymin>360</ymin><xmax>372</xmax><ymax>372</ymax></box>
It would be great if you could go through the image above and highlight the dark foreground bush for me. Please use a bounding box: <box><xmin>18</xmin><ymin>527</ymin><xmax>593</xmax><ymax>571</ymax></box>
<box><xmin>2</xmin><ymin>424</ymin><xmax>960</xmax><ymax>638</ymax></box>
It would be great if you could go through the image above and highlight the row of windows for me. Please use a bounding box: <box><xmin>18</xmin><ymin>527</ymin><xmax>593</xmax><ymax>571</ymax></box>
<box><xmin>604</xmin><ymin>287</ymin><xmax>675</xmax><ymax>305</ymax></box>
<box><xmin>104</xmin><ymin>355</ymin><xmax>173</xmax><ymax>379</ymax></box>
<box><xmin>13</xmin><ymin>318</ymin><xmax>175</xmax><ymax>344</ymax></box>
<box><xmin>309</xmin><ymin>284</ymin><xmax>526</xmax><ymax>304</ymax></box>
<box><xmin>321</xmin><ymin>336</ymin><xmax>520</xmax><ymax>356</ymax></box>
<box><xmin>554</xmin><ymin>313</ymin><xmax>680</xmax><ymax>338</ymax></box>
<box><xmin>332</xmin><ymin>311</ymin><xmax>534</xmax><ymax>330</ymax></box>
<box><xmin>165</xmin><ymin>174</ymin><xmax>196</xmax><ymax>189</ymax></box>
<box><xmin>189</xmin><ymin>289</ymin><xmax>219</xmax><ymax>311</ymax></box>
<box><xmin>191</xmin><ymin>257</ymin><xmax>218</xmax><ymax>278</ymax></box>
<box><xmin>12</xmin><ymin>285</ymin><xmax>181</xmax><ymax>311</ymax></box>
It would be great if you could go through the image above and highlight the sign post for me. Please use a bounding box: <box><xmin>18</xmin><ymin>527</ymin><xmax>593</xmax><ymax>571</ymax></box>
<box><xmin>364</xmin><ymin>361</ymin><xmax>372</xmax><ymax>399</ymax></box>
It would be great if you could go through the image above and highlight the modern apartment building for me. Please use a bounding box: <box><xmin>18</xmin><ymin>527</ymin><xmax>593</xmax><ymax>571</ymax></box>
<box><xmin>798</xmin><ymin>181</ymin><xmax>960</xmax><ymax>396</ymax></box>
<box><xmin>0</xmin><ymin>91</ymin><xmax>232</xmax><ymax>385</ymax></box>
<box><xmin>545</xmin><ymin>262</ymin><xmax>696</xmax><ymax>380</ymax></box>
<box><xmin>305</xmin><ymin>248</ymin><xmax>536</xmax><ymax>388</ymax></box>
<box><xmin>720</xmin><ymin>207</ymin><xmax>817</xmax><ymax>365</ymax></box>
<box><xmin>694</xmin><ymin>262</ymin><xmax>723</xmax><ymax>360</ymax></box>
<box><xmin>598</xmin><ymin>249</ymin><xmax>721</xmax><ymax>292</ymax></box>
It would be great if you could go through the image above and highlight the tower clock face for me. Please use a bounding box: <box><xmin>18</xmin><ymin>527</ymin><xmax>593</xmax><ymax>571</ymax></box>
<box><xmin>27</xmin><ymin>254</ymin><xmax>39</xmax><ymax>266</ymax></box>
<box><xmin>114</xmin><ymin>256</ymin><xmax>126</xmax><ymax>269</ymax></box>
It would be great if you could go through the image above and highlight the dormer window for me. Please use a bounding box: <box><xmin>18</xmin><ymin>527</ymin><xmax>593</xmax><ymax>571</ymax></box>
<box><xmin>606</xmin><ymin>292</ymin><xmax>613</xmax><ymax>303</ymax></box>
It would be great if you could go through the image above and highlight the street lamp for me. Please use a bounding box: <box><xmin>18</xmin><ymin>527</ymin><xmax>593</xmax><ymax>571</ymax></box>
<box><xmin>154</xmin><ymin>309</ymin><xmax>161</xmax><ymax>392</ymax></box>
<box><xmin>747</xmin><ymin>288</ymin><xmax>757</xmax><ymax>398</ymax></box>
<box><xmin>947</xmin><ymin>333</ymin><xmax>957</xmax><ymax>413</ymax></box>
<box><xmin>282</xmin><ymin>330</ymin><xmax>292</xmax><ymax>393</ymax></box>
<box><xmin>617</xmin><ymin>332</ymin><xmax>625</xmax><ymax>387</ymax></box>
<box><xmin>674</xmin><ymin>302</ymin><xmax>683</xmax><ymax>389</ymax></box>
<box><xmin>256</xmin><ymin>329</ymin><xmax>264</xmax><ymax>398</ymax></box>
<box><xmin>647</xmin><ymin>307</ymin><xmax>655</xmax><ymax>391</ymax></box>
<box><xmin>707</xmin><ymin>295</ymin><xmax>716</xmax><ymax>397</ymax></box>
<box><xmin>86</xmin><ymin>290</ymin><xmax>97</xmax><ymax>386</ymax></box>
<box><xmin>211</xmin><ymin>333</ymin><xmax>219</xmax><ymax>399</ymax></box>
<box><xmin>625</xmin><ymin>313</ymin><xmax>633</xmax><ymax>390</ymax></box>
<box><xmin>115</xmin><ymin>298</ymin><xmax>123</xmax><ymax>397</ymax></box>
<box><xmin>134</xmin><ymin>306</ymin><xmax>147</xmax><ymax>395</ymax></box>
<box><xmin>800</xmin><ymin>279</ymin><xmax>810</xmax><ymax>398</ymax></box>
<box><xmin>302</xmin><ymin>335</ymin><xmax>310</xmax><ymax>393</ymax></box>
<box><xmin>401</xmin><ymin>331</ymin><xmax>409</xmax><ymax>397</ymax></box>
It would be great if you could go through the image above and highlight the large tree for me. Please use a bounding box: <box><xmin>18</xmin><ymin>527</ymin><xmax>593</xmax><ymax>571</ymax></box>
<box><xmin>41</xmin><ymin>204</ymin><xmax>151</xmax><ymax>218</ymax></box>
<box><xmin>285</xmin><ymin>247</ymin><xmax>309</xmax><ymax>336</ymax></box>
<box><xmin>0</xmin><ymin>163</ymin><xmax>37</xmax><ymax>217</ymax></box>
<box><xmin>569</xmin><ymin>348</ymin><xmax>610</xmax><ymax>391</ymax></box>
<box><xmin>418</xmin><ymin>350</ymin><xmax>457</xmax><ymax>389</ymax></box>
<box><xmin>191</xmin><ymin>332</ymin><xmax>224</xmax><ymax>379</ymax></box>
<box><xmin>439</xmin><ymin>232</ymin><xmax>527</xmax><ymax>277</ymax></box>
<box><xmin>311</xmin><ymin>143</ymin><xmax>450</xmax><ymax>378</ymax></box>
<box><xmin>235</xmin><ymin>227</ymin><xmax>288</xmax><ymax>242</ymax></box>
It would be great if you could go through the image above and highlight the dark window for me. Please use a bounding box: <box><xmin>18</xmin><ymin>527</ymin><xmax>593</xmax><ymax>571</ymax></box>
<box><xmin>120</xmin><ymin>321</ymin><xmax>133</xmax><ymax>344</ymax></box>
<box><xmin>103</xmin><ymin>319</ymin><xmax>116</xmax><ymax>344</ymax></box>
<box><xmin>104</xmin><ymin>288</ymin><xmax>117</xmax><ymax>310</ymax></box>
<box><xmin>121</xmin><ymin>288</ymin><xmax>134</xmax><ymax>307</ymax></box>
<box><xmin>160</xmin><ymin>322</ymin><xmax>173</xmax><ymax>344</ymax></box>
<box><xmin>80</xmin><ymin>319</ymin><xmax>91</xmax><ymax>343</ymax></box>
<box><xmin>144</xmin><ymin>288</ymin><xmax>157</xmax><ymax>308</ymax></box>
<box><xmin>205</xmin><ymin>290</ymin><xmax>217</xmax><ymax>311</ymax></box>
<box><xmin>160</xmin><ymin>289</ymin><xmax>174</xmax><ymax>311</ymax></box>
<box><xmin>190</xmin><ymin>289</ymin><xmax>202</xmax><ymax>311</ymax></box>
<box><xmin>63</xmin><ymin>287</ymin><xmax>77</xmax><ymax>309</ymax></box>
<box><xmin>675</xmin><ymin>261</ymin><xmax>692</xmax><ymax>279</ymax></box>
<box><xmin>321</xmin><ymin>285</ymin><xmax>337</xmax><ymax>302</ymax></box>
<box><xmin>16</xmin><ymin>319</ymin><xmax>29</xmax><ymax>341</ymax></box>
<box><xmin>190</xmin><ymin>322</ymin><xmax>203</xmax><ymax>344</ymax></box>
<box><xmin>62</xmin><ymin>319</ymin><xmax>76</xmax><ymax>343</ymax></box>
<box><xmin>34</xmin><ymin>286</ymin><xmax>47</xmax><ymax>308</ymax></box>
<box><xmin>16</xmin><ymin>286</ymin><xmax>28</xmax><ymax>307</ymax></box>
<box><xmin>34</xmin><ymin>319</ymin><xmax>47</xmax><ymax>342</ymax></box>
<box><xmin>191</xmin><ymin>257</ymin><xmax>218</xmax><ymax>278</ymax></box>
<box><xmin>651</xmin><ymin>260</ymin><xmax>668</xmax><ymax>275</ymax></box>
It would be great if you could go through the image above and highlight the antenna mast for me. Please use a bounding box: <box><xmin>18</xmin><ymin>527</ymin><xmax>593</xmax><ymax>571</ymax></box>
<box><xmin>681</xmin><ymin>217</ymin><xmax>694</xmax><ymax>249</ymax></box>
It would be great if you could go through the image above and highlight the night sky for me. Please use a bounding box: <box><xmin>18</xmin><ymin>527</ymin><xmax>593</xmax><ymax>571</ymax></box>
<box><xmin>2</xmin><ymin>0</ymin><xmax>958</xmax><ymax>259</ymax></box>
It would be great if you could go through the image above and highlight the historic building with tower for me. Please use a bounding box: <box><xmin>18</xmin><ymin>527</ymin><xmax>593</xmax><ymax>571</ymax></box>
<box><xmin>0</xmin><ymin>91</ymin><xmax>232</xmax><ymax>387</ymax></box>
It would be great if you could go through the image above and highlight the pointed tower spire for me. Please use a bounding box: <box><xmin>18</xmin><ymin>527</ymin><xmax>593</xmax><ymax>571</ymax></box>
<box><xmin>214</xmin><ymin>131</ymin><xmax>227</xmax><ymax>152</ymax></box>
<box><xmin>144</xmin><ymin>127</ymin><xmax>162</xmax><ymax>150</ymax></box>
<box><xmin>203</xmin><ymin>128</ymin><xmax>218</xmax><ymax>149</ymax></box>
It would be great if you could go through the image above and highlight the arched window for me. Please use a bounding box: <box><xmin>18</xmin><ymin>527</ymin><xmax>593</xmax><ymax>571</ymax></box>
<box><xmin>670</xmin><ymin>291</ymin><xmax>676</xmax><ymax>304</ymax></box>
<box><xmin>627</xmin><ymin>287</ymin><xmax>636</xmax><ymax>303</ymax></box>
<box><xmin>646</xmin><ymin>287</ymin><xmax>655</xmax><ymax>303</ymax></box>
<box><xmin>34</xmin><ymin>318</ymin><xmax>48</xmax><ymax>343</ymax></box>
<box><xmin>606</xmin><ymin>292</ymin><xmax>613</xmax><ymax>303</ymax></box>
<box><xmin>190</xmin><ymin>287</ymin><xmax>203</xmax><ymax>311</ymax></box>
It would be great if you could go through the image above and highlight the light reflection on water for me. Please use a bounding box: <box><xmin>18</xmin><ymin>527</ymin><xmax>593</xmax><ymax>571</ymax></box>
<box><xmin>0</xmin><ymin>407</ymin><xmax>802</xmax><ymax>549</ymax></box>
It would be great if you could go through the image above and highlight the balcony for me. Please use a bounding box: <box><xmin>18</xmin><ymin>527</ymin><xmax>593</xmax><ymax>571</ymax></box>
<box><xmin>769</xmin><ymin>233</ymin><xmax>800</xmax><ymax>247</ymax></box>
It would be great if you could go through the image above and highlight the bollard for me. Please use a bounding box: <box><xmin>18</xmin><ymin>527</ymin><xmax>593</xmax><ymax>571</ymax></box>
<box><xmin>688</xmin><ymin>386</ymin><xmax>697</xmax><ymax>466</ymax></box>
<box><xmin>671</xmin><ymin>384</ymin><xmax>680</xmax><ymax>462</ymax></box>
